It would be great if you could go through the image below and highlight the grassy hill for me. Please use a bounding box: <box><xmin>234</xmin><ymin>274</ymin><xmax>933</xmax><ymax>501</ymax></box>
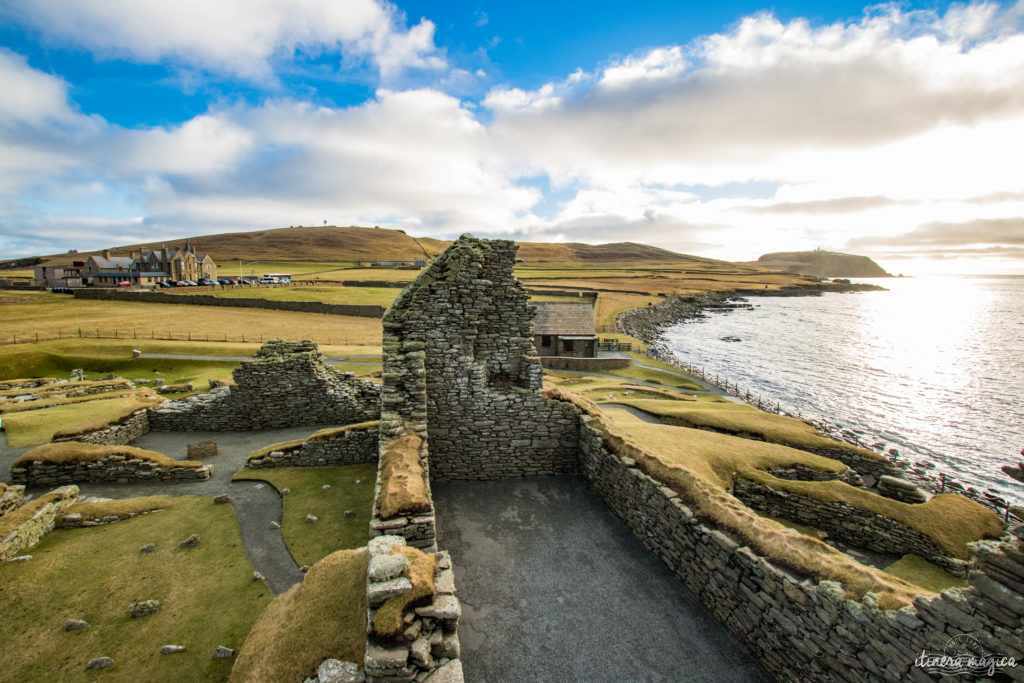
<box><xmin>3</xmin><ymin>225</ymin><xmax>740</xmax><ymax>268</ymax></box>
<box><xmin>749</xmin><ymin>251</ymin><xmax>891</xmax><ymax>278</ymax></box>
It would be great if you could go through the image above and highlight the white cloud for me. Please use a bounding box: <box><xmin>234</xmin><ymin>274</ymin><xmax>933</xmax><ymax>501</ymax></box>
<box><xmin>0</xmin><ymin>50</ymin><xmax>76</xmax><ymax>125</ymax></box>
<box><xmin>3</xmin><ymin>3</ymin><xmax>1024</xmax><ymax>274</ymax></box>
<box><xmin>2</xmin><ymin>0</ymin><xmax>444</xmax><ymax>80</ymax></box>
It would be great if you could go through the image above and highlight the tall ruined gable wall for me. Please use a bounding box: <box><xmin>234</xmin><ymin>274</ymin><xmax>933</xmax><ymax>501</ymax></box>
<box><xmin>380</xmin><ymin>235</ymin><xmax>578</xmax><ymax>481</ymax></box>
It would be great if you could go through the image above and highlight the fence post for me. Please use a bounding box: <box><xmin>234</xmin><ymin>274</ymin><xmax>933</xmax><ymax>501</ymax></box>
<box><xmin>79</xmin><ymin>328</ymin><xmax>82</xmax><ymax>338</ymax></box>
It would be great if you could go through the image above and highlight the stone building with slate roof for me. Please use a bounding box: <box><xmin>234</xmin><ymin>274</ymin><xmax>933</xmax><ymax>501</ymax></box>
<box><xmin>532</xmin><ymin>301</ymin><xmax>597</xmax><ymax>358</ymax></box>
<box><xmin>77</xmin><ymin>243</ymin><xmax>217</xmax><ymax>287</ymax></box>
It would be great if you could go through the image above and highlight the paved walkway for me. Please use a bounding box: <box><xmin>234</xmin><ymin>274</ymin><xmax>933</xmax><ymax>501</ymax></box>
<box><xmin>0</xmin><ymin>426</ymin><xmax>322</xmax><ymax>594</ymax></box>
<box><xmin>433</xmin><ymin>477</ymin><xmax>770</xmax><ymax>683</ymax></box>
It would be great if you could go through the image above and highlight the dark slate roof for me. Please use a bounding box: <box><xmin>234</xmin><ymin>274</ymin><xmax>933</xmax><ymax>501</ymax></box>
<box><xmin>533</xmin><ymin>302</ymin><xmax>596</xmax><ymax>335</ymax></box>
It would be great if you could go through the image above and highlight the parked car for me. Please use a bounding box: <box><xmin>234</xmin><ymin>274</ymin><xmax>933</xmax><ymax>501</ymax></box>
<box><xmin>217</xmin><ymin>279</ymin><xmax>232</xmax><ymax>286</ymax></box>
<box><xmin>239</xmin><ymin>278</ymin><xmax>255</xmax><ymax>285</ymax></box>
<box><xmin>158</xmin><ymin>280</ymin><xmax>173</xmax><ymax>288</ymax></box>
<box><xmin>183</xmin><ymin>280</ymin><xmax>198</xmax><ymax>286</ymax></box>
<box><xmin>117</xmin><ymin>280</ymin><xmax>132</xmax><ymax>287</ymax></box>
<box><xmin>197</xmin><ymin>278</ymin><xmax>216</xmax><ymax>286</ymax></box>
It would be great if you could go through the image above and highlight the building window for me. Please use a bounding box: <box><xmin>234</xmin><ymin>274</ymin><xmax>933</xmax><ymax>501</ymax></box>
<box><xmin>541</xmin><ymin>335</ymin><xmax>552</xmax><ymax>347</ymax></box>
<box><xmin>563</xmin><ymin>339</ymin><xmax>574</xmax><ymax>352</ymax></box>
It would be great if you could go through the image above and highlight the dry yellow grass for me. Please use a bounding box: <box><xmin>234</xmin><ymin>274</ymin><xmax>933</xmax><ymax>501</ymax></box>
<box><xmin>544</xmin><ymin>386</ymin><xmax>996</xmax><ymax>609</ymax></box>
<box><xmin>15</xmin><ymin>442</ymin><xmax>201</xmax><ymax>469</ymax></box>
<box><xmin>883</xmin><ymin>554</ymin><xmax>968</xmax><ymax>593</ymax></box>
<box><xmin>378</xmin><ymin>433</ymin><xmax>430</xmax><ymax>520</ymax></box>
<box><xmin>0</xmin><ymin>387</ymin><xmax>145</xmax><ymax>414</ymax></box>
<box><xmin>742</xmin><ymin>470</ymin><xmax>1002</xmax><ymax>559</ymax></box>
<box><xmin>0</xmin><ymin>293</ymin><xmax>383</xmax><ymax>345</ymax></box>
<box><xmin>2</xmin><ymin>394</ymin><xmax>163</xmax><ymax>447</ymax></box>
<box><xmin>308</xmin><ymin>421</ymin><xmax>380</xmax><ymax>441</ymax></box>
<box><xmin>230</xmin><ymin>549</ymin><xmax>367</xmax><ymax>683</ymax></box>
<box><xmin>373</xmin><ymin>546</ymin><xmax>436</xmax><ymax>638</ymax></box>
<box><xmin>58</xmin><ymin>495</ymin><xmax>174</xmax><ymax>523</ymax></box>
<box><xmin>0</xmin><ymin>489</ymin><xmax>75</xmax><ymax>539</ymax></box>
<box><xmin>618</xmin><ymin>398</ymin><xmax>884</xmax><ymax>458</ymax></box>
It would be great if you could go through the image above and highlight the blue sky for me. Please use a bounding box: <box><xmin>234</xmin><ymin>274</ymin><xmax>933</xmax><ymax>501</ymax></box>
<box><xmin>1</xmin><ymin>0</ymin><xmax>1022</xmax><ymax>273</ymax></box>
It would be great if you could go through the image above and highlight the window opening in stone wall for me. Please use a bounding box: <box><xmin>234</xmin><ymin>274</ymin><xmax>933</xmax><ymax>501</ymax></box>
<box><xmin>541</xmin><ymin>335</ymin><xmax>552</xmax><ymax>347</ymax></box>
<box><xmin>563</xmin><ymin>339</ymin><xmax>574</xmax><ymax>352</ymax></box>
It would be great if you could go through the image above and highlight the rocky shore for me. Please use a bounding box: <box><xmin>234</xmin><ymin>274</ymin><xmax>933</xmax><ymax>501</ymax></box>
<box><xmin>615</xmin><ymin>286</ymin><xmax>1019</xmax><ymax>522</ymax></box>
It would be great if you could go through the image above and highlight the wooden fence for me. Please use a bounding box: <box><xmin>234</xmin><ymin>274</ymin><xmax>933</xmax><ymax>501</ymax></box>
<box><xmin>1</xmin><ymin>328</ymin><xmax>381</xmax><ymax>347</ymax></box>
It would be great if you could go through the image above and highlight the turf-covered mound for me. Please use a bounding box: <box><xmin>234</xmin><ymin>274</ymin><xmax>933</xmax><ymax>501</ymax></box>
<box><xmin>11</xmin><ymin>443</ymin><xmax>211</xmax><ymax>485</ymax></box>
<box><xmin>230</xmin><ymin>549</ymin><xmax>367</xmax><ymax>682</ymax></box>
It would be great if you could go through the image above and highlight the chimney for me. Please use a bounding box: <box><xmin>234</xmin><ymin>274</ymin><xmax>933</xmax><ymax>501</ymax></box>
<box><xmin>130</xmin><ymin>250</ymin><xmax>139</xmax><ymax>259</ymax></box>
<box><xmin>103</xmin><ymin>249</ymin><xmax>111</xmax><ymax>259</ymax></box>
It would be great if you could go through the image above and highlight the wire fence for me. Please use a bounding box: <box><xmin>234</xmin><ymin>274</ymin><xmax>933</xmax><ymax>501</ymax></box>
<box><xmin>1</xmin><ymin>328</ymin><xmax>381</xmax><ymax>347</ymax></box>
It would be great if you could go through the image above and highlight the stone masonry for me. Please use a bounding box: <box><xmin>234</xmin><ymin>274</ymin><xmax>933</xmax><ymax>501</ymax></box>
<box><xmin>379</xmin><ymin>235</ymin><xmax>578</xmax><ymax>481</ymax></box>
<box><xmin>363</xmin><ymin>535</ymin><xmax>463</xmax><ymax>682</ymax></box>
<box><xmin>733</xmin><ymin>478</ymin><xmax>967</xmax><ymax>576</ymax></box>
<box><xmin>10</xmin><ymin>455</ymin><xmax>212</xmax><ymax>487</ymax></box>
<box><xmin>246</xmin><ymin>423</ymin><xmax>379</xmax><ymax>468</ymax></box>
<box><xmin>148</xmin><ymin>340</ymin><xmax>380</xmax><ymax>431</ymax></box>
<box><xmin>0</xmin><ymin>485</ymin><xmax>79</xmax><ymax>560</ymax></box>
<box><xmin>53</xmin><ymin>409</ymin><xmax>151</xmax><ymax>446</ymax></box>
<box><xmin>574</xmin><ymin>412</ymin><xmax>1024</xmax><ymax>682</ymax></box>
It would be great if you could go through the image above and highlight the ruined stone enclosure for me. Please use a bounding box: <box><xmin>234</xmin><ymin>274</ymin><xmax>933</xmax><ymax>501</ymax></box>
<box><xmin>374</xmin><ymin>234</ymin><xmax>1024</xmax><ymax>683</ymax></box>
<box><xmin>380</xmin><ymin>235</ymin><xmax>579</xmax><ymax>480</ymax></box>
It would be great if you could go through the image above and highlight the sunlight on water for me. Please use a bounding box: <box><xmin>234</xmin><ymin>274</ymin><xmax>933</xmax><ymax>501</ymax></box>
<box><xmin>662</xmin><ymin>275</ymin><xmax>1024</xmax><ymax>506</ymax></box>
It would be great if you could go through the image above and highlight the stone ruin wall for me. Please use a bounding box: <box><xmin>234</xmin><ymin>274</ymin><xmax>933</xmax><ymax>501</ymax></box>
<box><xmin>0</xmin><ymin>485</ymin><xmax>79</xmax><ymax>560</ymax></box>
<box><xmin>574</xmin><ymin>413</ymin><xmax>1024</xmax><ymax>682</ymax></box>
<box><xmin>52</xmin><ymin>408</ymin><xmax>151</xmax><ymax>446</ymax></box>
<box><xmin>732</xmin><ymin>478</ymin><xmax>968</xmax><ymax>576</ymax></box>
<box><xmin>379</xmin><ymin>234</ymin><xmax>578</xmax><ymax>483</ymax></box>
<box><xmin>363</xmin><ymin>535</ymin><xmax>463</xmax><ymax>682</ymax></box>
<box><xmin>246</xmin><ymin>426</ymin><xmax>379</xmax><ymax>469</ymax></box>
<box><xmin>9</xmin><ymin>455</ymin><xmax>212</xmax><ymax>487</ymax></box>
<box><xmin>148</xmin><ymin>340</ymin><xmax>380</xmax><ymax>431</ymax></box>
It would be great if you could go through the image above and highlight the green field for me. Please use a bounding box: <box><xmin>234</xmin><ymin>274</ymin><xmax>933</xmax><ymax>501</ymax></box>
<box><xmin>0</xmin><ymin>496</ymin><xmax>271</xmax><ymax>682</ymax></box>
<box><xmin>233</xmin><ymin>465</ymin><xmax>377</xmax><ymax>567</ymax></box>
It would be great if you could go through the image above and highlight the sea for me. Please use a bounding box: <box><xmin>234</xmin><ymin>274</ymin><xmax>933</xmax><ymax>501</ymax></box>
<box><xmin>660</xmin><ymin>275</ymin><xmax>1024</xmax><ymax>508</ymax></box>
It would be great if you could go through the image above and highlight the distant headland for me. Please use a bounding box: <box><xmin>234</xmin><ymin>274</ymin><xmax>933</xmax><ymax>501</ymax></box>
<box><xmin>750</xmin><ymin>250</ymin><xmax>891</xmax><ymax>278</ymax></box>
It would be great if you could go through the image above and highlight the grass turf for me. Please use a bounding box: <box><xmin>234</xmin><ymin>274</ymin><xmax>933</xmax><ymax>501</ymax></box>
<box><xmin>0</xmin><ymin>496</ymin><xmax>271</xmax><ymax>682</ymax></box>
<box><xmin>0</xmin><ymin>293</ymin><xmax>383</xmax><ymax>346</ymax></box>
<box><xmin>233</xmin><ymin>465</ymin><xmax>377</xmax><ymax>567</ymax></box>
<box><xmin>2</xmin><ymin>395</ymin><xmax>163</xmax><ymax>447</ymax></box>
<box><xmin>545</xmin><ymin>386</ymin><xmax>997</xmax><ymax>609</ymax></box>
<box><xmin>229</xmin><ymin>549</ymin><xmax>367</xmax><ymax>682</ymax></box>
<box><xmin>883</xmin><ymin>554</ymin><xmax>969</xmax><ymax>593</ymax></box>
<box><xmin>617</xmin><ymin>398</ymin><xmax>884</xmax><ymax>458</ymax></box>
<box><xmin>373</xmin><ymin>546</ymin><xmax>435</xmax><ymax>638</ymax></box>
<box><xmin>378</xmin><ymin>433</ymin><xmax>430</xmax><ymax>520</ymax></box>
<box><xmin>14</xmin><ymin>442</ymin><xmax>200</xmax><ymax>469</ymax></box>
<box><xmin>599</xmin><ymin>365</ymin><xmax>705</xmax><ymax>390</ymax></box>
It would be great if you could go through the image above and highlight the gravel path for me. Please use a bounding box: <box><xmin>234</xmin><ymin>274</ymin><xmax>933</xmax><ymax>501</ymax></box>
<box><xmin>434</xmin><ymin>477</ymin><xmax>770</xmax><ymax>682</ymax></box>
<box><xmin>0</xmin><ymin>426</ymin><xmax>328</xmax><ymax>594</ymax></box>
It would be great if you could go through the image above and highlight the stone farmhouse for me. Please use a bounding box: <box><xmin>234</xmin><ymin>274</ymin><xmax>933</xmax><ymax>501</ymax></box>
<box><xmin>532</xmin><ymin>301</ymin><xmax>598</xmax><ymax>358</ymax></box>
<box><xmin>35</xmin><ymin>243</ymin><xmax>218</xmax><ymax>287</ymax></box>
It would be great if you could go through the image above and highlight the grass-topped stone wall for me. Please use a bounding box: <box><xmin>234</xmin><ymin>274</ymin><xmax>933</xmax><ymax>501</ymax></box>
<box><xmin>540</xmin><ymin>386</ymin><xmax>1021</xmax><ymax>681</ymax></box>
<box><xmin>0</xmin><ymin>484</ymin><xmax>79</xmax><ymax>560</ymax></box>
<box><xmin>10</xmin><ymin>442</ymin><xmax>212</xmax><ymax>486</ymax></box>
<box><xmin>245</xmin><ymin>421</ymin><xmax>379</xmax><ymax>468</ymax></box>
<box><xmin>148</xmin><ymin>339</ymin><xmax>380</xmax><ymax>431</ymax></box>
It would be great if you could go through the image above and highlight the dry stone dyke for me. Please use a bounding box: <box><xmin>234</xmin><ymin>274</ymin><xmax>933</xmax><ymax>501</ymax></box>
<box><xmin>53</xmin><ymin>409</ymin><xmax>151</xmax><ymax>446</ymax></box>
<box><xmin>732</xmin><ymin>477</ymin><xmax>967</xmax><ymax>576</ymax></box>
<box><xmin>574</xmin><ymin>413</ymin><xmax>1023</xmax><ymax>681</ymax></box>
<box><xmin>0</xmin><ymin>485</ymin><xmax>79</xmax><ymax>560</ymax></box>
<box><xmin>246</xmin><ymin>424</ymin><xmax>378</xmax><ymax>468</ymax></box>
<box><xmin>10</xmin><ymin>454</ymin><xmax>212</xmax><ymax>487</ymax></box>
<box><xmin>148</xmin><ymin>340</ymin><xmax>379</xmax><ymax>431</ymax></box>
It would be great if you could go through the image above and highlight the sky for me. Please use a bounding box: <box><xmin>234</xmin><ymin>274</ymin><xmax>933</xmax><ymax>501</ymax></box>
<box><xmin>1</xmin><ymin>1</ymin><xmax>1023</xmax><ymax>274</ymax></box>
